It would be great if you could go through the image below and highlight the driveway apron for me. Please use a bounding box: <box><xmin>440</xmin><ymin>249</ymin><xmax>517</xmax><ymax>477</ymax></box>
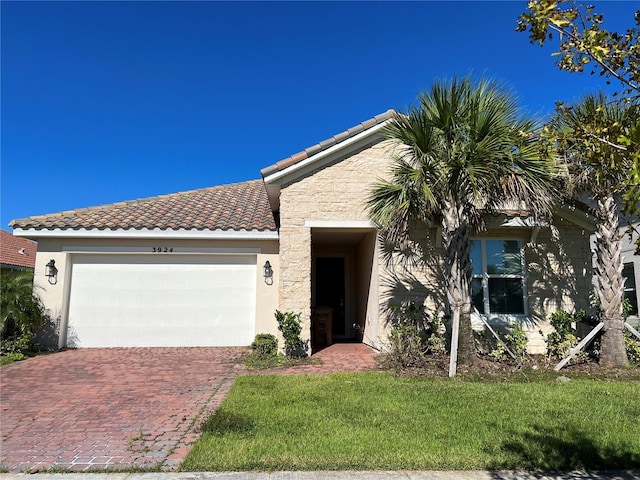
<box><xmin>0</xmin><ymin>348</ymin><xmax>247</xmax><ymax>473</ymax></box>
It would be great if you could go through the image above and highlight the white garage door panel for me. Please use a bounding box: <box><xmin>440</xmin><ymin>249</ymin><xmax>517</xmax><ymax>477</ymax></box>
<box><xmin>67</xmin><ymin>255</ymin><xmax>256</xmax><ymax>347</ymax></box>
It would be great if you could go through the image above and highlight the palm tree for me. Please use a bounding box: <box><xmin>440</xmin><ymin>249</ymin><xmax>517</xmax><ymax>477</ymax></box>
<box><xmin>1</xmin><ymin>271</ymin><xmax>48</xmax><ymax>351</ymax></box>
<box><xmin>367</xmin><ymin>76</ymin><xmax>561</xmax><ymax>373</ymax></box>
<box><xmin>552</xmin><ymin>93</ymin><xmax>639</xmax><ymax>368</ymax></box>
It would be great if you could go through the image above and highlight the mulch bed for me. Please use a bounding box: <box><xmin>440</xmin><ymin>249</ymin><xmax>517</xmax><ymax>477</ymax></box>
<box><xmin>379</xmin><ymin>353</ymin><xmax>640</xmax><ymax>380</ymax></box>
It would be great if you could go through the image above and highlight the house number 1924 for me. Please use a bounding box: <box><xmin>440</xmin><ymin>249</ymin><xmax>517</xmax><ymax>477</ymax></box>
<box><xmin>152</xmin><ymin>247</ymin><xmax>174</xmax><ymax>253</ymax></box>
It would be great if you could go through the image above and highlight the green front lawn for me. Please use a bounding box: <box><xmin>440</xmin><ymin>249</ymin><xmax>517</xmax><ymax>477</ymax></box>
<box><xmin>181</xmin><ymin>372</ymin><xmax>640</xmax><ymax>471</ymax></box>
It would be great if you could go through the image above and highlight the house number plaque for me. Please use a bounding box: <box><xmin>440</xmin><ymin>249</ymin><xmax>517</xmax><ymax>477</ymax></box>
<box><xmin>152</xmin><ymin>247</ymin><xmax>174</xmax><ymax>253</ymax></box>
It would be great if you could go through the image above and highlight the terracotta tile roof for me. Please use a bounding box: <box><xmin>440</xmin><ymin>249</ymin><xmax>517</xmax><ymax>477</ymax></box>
<box><xmin>10</xmin><ymin>180</ymin><xmax>277</xmax><ymax>232</ymax></box>
<box><xmin>1</xmin><ymin>229</ymin><xmax>37</xmax><ymax>269</ymax></box>
<box><xmin>261</xmin><ymin>109</ymin><xmax>396</xmax><ymax>178</ymax></box>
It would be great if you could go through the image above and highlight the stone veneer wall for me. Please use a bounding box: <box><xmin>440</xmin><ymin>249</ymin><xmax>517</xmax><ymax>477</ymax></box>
<box><xmin>278</xmin><ymin>138</ymin><xmax>594</xmax><ymax>354</ymax></box>
<box><xmin>376</xmin><ymin>219</ymin><xmax>593</xmax><ymax>354</ymax></box>
<box><xmin>524</xmin><ymin>218</ymin><xmax>594</xmax><ymax>352</ymax></box>
<box><xmin>278</xmin><ymin>140</ymin><xmax>394</xmax><ymax>345</ymax></box>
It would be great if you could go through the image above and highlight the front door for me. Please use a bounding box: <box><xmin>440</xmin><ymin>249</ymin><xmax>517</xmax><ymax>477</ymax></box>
<box><xmin>315</xmin><ymin>257</ymin><xmax>346</xmax><ymax>338</ymax></box>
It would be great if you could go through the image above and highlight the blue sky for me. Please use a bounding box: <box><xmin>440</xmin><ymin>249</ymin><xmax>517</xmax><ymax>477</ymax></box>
<box><xmin>1</xmin><ymin>1</ymin><xmax>635</xmax><ymax>229</ymax></box>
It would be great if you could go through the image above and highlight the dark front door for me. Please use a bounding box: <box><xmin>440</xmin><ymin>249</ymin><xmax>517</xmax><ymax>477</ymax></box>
<box><xmin>315</xmin><ymin>257</ymin><xmax>346</xmax><ymax>337</ymax></box>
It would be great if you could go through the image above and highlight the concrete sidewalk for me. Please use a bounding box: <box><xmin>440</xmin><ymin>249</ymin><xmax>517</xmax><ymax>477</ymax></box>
<box><xmin>1</xmin><ymin>471</ymin><xmax>638</xmax><ymax>479</ymax></box>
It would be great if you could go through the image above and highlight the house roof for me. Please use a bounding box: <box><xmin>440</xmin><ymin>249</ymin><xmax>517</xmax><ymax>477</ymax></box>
<box><xmin>260</xmin><ymin>109</ymin><xmax>395</xmax><ymax>178</ymax></box>
<box><xmin>1</xmin><ymin>229</ymin><xmax>37</xmax><ymax>269</ymax></box>
<box><xmin>10</xmin><ymin>180</ymin><xmax>277</xmax><ymax>232</ymax></box>
<box><xmin>260</xmin><ymin>109</ymin><xmax>396</xmax><ymax>212</ymax></box>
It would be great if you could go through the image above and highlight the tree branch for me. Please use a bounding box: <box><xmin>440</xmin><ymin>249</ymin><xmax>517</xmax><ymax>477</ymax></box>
<box><xmin>585</xmin><ymin>133</ymin><xmax>629</xmax><ymax>151</ymax></box>
<box><xmin>546</xmin><ymin>22</ymin><xmax>639</xmax><ymax>92</ymax></box>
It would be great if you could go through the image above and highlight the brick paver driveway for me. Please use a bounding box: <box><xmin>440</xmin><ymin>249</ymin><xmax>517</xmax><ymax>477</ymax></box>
<box><xmin>0</xmin><ymin>348</ymin><xmax>247</xmax><ymax>473</ymax></box>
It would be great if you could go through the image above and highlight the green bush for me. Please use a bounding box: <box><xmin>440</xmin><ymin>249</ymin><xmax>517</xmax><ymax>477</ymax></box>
<box><xmin>506</xmin><ymin>320</ymin><xmax>529</xmax><ymax>362</ymax></box>
<box><xmin>386</xmin><ymin>325</ymin><xmax>426</xmax><ymax>370</ymax></box>
<box><xmin>385</xmin><ymin>301</ymin><xmax>427</xmax><ymax>330</ymax></box>
<box><xmin>1</xmin><ymin>271</ymin><xmax>49</xmax><ymax>356</ymax></box>
<box><xmin>625</xmin><ymin>331</ymin><xmax>640</xmax><ymax>366</ymax></box>
<box><xmin>479</xmin><ymin>321</ymin><xmax>529</xmax><ymax>363</ymax></box>
<box><xmin>489</xmin><ymin>341</ymin><xmax>508</xmax><ymax>362</ymax></box>
<box><xmin>475</xmin><ymin>330</ymin><xmax>495</xmax><ymax>357</ymax></box>
<box><xmin>250</xmin><ymin>333</ymin><xmax>278</xmax><ymax>358</ymax></box>
<box><xmin>274</xmin><ymin>310</ymin><xmax>308</xmax><ymax>359</ymax></box>
<box><xmin>1</xmin><ymin>333</ymin><xmax>32</xmax><ymax>355</ymax></box>
<box><xmin>0</xmin><ymin>352</ymin><xmax>25</xmax><ymax>365</ymax></box>
<box><xmin>425</xmin><ymin>309</ymin><xmax>447</xmax><ymax>354</ymax></box>
<box><xmin>621</xmin><ymin>297</ymin><xmax>640</xmax><ymax>365</ymax></box>
<box><xmin>426</xmin><ymin>331</ymin><xmax>446</xmax><ymax>355</ymax></box>
<box><xmin>385</xmin><ymin>302</ymin><xmax>446</xmax><ymax>355</ymax></box>
<box><xmin>546</xmin><ymin>309</ymin><xmax>587</xmax><ymax>362</ymax></box>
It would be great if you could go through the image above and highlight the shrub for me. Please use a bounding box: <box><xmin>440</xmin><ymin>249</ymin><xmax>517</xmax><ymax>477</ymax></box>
<box><xmin>546</xmin><ymin>309</ymin><xmax>587</xmax><ymax>362</ymax></box>
<box><xmin>385</xmin><ymin>301</ymin><xmax>427</xmax><ymax>330</ymax></box>
<box><xmin>274</xmin><ymin>310</ymin><xmax>308</xmax><ymax>359</ymax></box>
<box><xmin>386</xmin><ymin>301</ymin><xmax>446</xmax><ymax>354</ymax></box>
<box><xmin>1</xmin><ymin>271</ymin><xmax>49</xmax><ymax>356</ymax></box>
<box><xmin>621</xmin><ymin>298</ymin><xmax>640</xmax><ymax>365</ymax></box>
<box><xmin>250</xmin><ymin>333</ymin><xmax>278</xmax><ymax>358</ymax></box>
<box><xmin>425</xmin><ymin>310</ymin><xmax>447</xmax><ymax>355</ymax></box>
<box><xmin>475</xmin><ymin>330</ymin><xmax>496</xmax><ymax>357</ymax></box>
<box><xmin>383</xmin><ymin>300</ymin><xmax>449</xmax><ymax>371</ymax></box>
<box><xmin>386</xmin><ymin>324</ymin><xmax>426</xmax><ymax>370</ymax></box>
<box><xmin>505</xmin><ymin>320</ymin><xmax>529</xmax><ymax>362</ymax></box>
<box><xmin>625</xmin><ymin>331</ymin><xmax>640</xmax><ymax>366</ymax></box>
<box><xmin>478</xmin><ymin>321</ymin><xmax>528</xmax><ymax>364</ymax></box>
<box><xmin>0</xmin><ymin>352</ymin><xmax>25</xmax><ymax>365</ymax></box>
<box><xmin>426</xmin><ymin>331</ymin><xmax>446</xmax><ymax>355</ymax></box>
<box><xmin>1</xmin><ymin>333</ymin><xmax>32</xmax><ymax>355</ymax></box>
<box><xmin>489</xmin><ymin>341</ymin><xmax>508</xmax><ymax>362</ymax></box>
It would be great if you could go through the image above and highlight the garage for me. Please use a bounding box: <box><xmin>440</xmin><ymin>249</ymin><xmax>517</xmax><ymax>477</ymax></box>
<box><xmin>66</xmin><ymin>254</ymin><xmax>257</xmax><ymax>348</ymax></box>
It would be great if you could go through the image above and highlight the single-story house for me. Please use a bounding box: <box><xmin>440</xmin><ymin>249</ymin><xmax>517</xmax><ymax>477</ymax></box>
<box><xmin>11</xmin><ymin>110</ymin><xmax>600</xmax><ymax>353</ymax></box>
<box><xmin>1</xmin><ymin>229</ymin><xmax>37</xmax><ymax>273</ymax></box>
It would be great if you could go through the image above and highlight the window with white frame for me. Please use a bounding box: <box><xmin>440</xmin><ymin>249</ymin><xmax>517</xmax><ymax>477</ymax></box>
<box><xmin>623</xmin><ymin>262</ymin><xmax>638</xmax><ymax>316</ymax></box>
<box><xmin>470</xmin><ymin>239</ymin><xmax>526</xmax><ymax>315</ymax></box>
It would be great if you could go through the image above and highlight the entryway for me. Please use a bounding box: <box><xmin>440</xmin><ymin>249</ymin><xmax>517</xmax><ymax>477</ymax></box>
<box><xmin>315</xmin><ymin>257</ymin><xmax>346</xmax><ymax>338</ymax></box>
<box><xmin>311</xmin><ymin>227</ymin><xmax>378</xmax><ymax>353</ymax></box>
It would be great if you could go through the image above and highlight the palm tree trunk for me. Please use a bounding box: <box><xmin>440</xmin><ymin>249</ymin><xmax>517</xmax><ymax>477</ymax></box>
<box><xmin>595</xmin><ymin>196</ymin><xmax>629</xmax><ymax>368</ymax></box>
<box><xmin>443</xmin><ymin>201</ymin><xmax>477</xmax><ymax>367</ymax></box>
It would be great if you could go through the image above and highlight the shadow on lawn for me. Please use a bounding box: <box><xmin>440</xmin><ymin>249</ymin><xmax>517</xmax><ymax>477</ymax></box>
<box><xmin>488</xmin><ymin>472</ymin><xmax>639</xmax><ymax>480</ymax></box>
<box><xmin>199</xmin><ymin>409</ymin><xmax>254</xmax><ymax>436</ymax></box>
<box><xmin>486</xmin><ymin>424</ymin><xmax>640</xmax><ymax>474</ymax></box>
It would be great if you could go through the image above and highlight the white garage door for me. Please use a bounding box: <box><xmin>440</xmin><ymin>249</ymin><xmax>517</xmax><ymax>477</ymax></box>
<box><xmin>66</xmin><ymin>254</ymin><xmax>256</xmax><ymax>347</ymax></box>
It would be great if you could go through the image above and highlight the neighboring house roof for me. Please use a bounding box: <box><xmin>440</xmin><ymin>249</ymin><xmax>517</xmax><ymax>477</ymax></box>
<box><xmin>260</xmin><ymin>109</ymin><xmax>395</xmax><ymax>178</ymax></box>
<box><xmin>1</xmin><ymin>229</ymin><xmax>37</xmax><ymax>269</ymax></box>
<box><xmin>10</xmin><ymin>180</ymin><xmax>277</xmax><ymax>232</ymax></box>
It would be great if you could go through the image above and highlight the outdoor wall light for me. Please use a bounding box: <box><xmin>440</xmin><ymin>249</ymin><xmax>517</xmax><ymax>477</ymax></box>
<box><xmin>263</xmin><ymin>260</ymin><xmax>273</xmax><ymax>285</ymax></box>
<box><xmin>45</xmin><ymin>259</ymin><xmax>58</xmax><ymax>284</ymax></box>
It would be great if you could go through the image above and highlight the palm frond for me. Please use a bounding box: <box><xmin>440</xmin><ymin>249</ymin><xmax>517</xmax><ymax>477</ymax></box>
<box><xmin>372</xmin><ymin>75</ymin><xmax>564</xmax><ymax>230</ymax></box>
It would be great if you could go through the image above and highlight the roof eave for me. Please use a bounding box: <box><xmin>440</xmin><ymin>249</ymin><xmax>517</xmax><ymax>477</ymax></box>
<box><xmin>263</xmin><ymin>119</ymin><xmax>392</xmax><ymax>185</ymax></box>
<box><xmin>261</xmin><ymin>118</ymin><xmax>394</xmax><ymax>212</ymax></box>
<box><xmin>555</xmin><ymin>204</ymin><xmax>597</xmax><ymax>230</ymax></box>
<box><xmin>12</xmin><ymin>228</ymin><xmax>279</xmax><ymax>241</ymax></box>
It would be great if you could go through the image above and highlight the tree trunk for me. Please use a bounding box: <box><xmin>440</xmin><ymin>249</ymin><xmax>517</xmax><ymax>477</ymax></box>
<box><xmin>442</xmin><ymin>201</ymin><xmax>477</xmax><ymax>367</ymax></box>
<box><xmin>595</xmin><ymin>196</ymin><xmax>629</xmax><ymax>368</ymax></box>
<box><xmin>457</xmin><ymin>301</ymin><xmax>476</xmax><ymax>365</ymax></box>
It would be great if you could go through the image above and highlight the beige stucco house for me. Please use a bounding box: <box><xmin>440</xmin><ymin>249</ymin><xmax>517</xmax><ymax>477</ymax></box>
<box><xmin>11</xmin><ymin>110</ymin><xmax>599</xmax><ymax>353</ymax></box>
